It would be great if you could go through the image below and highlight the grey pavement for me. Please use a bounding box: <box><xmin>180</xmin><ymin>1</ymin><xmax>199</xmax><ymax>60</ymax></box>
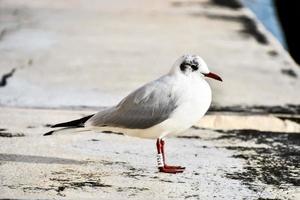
<box><xmin>0</xmin><ymin>0</ymin><xmax>299</xmax><ymax>199</ymax></box>
<box><xmin>0</xmin><ymin>0</ymin><xmax>299</xmax><ymax>108</ymax></box>
<box><xmin>0</xmin><ymin>107</ymin><xmax>299</xmax><ymax>200</ymax></box>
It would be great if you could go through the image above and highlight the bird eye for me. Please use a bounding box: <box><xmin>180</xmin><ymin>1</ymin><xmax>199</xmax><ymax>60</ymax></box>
<box><xmin>180</xmin><ymin>62</ymin><xmax>187</xmax><ymax>71</ymax></box>
<box><xmin>191</xmin><ymin>65</ymin><xmax>198</xmax><ymax>71</ymax></box>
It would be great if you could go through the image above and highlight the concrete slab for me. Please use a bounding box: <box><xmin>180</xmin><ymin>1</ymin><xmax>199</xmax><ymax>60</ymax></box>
<box><xmin>0</xmin><ymin>0</ymin><xmax>299</xmax><ymax>108</ymax></box>
<box><xmin>0</xmin><ymin>0</ymin><xmax>299</xmax><ymax>199</ymax></box>
<box><xmin>0</xmin><ymin>107</ymin><xmax>299</xmax><ymax>199</ymax></box>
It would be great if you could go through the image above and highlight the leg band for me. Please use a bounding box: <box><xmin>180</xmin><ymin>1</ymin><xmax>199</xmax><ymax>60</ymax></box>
<box><xmin>157</xmin><ymin>153</ymin><xmax>164</xmax><ymax>167</ymax></box>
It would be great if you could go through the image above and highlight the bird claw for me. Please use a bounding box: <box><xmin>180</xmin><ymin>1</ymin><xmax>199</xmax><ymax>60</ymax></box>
<box><xmin>158</xmin><ymin>166</ymin><xmax>185</xmax><ymax>173</ymax></box>
<box><xmin>164</xmin><ymin>165</ymin><xmax>185</xmax><ymax>170</ymax></box>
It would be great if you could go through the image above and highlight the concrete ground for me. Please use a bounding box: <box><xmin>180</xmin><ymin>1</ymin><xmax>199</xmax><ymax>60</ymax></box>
<box><xmin>0</xmin><ymin>0</ymin><xmax>299</xmax><ymax>199</ymax></box>
<box><xmin>1</xmin><ymin>107</ymin><xmax>299</xmax><ymax>200</ymax></box>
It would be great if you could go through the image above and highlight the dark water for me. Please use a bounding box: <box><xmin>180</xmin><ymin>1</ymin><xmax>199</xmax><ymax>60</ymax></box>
<box><xmin>210</xmin><ymin>0</ymin><xmax>300</xmax><ymax>64</ymax></box>
<box><xmin>241</xmin><ymin>0</ymin><xmax>286</xmax><ymax>48</ymax></box>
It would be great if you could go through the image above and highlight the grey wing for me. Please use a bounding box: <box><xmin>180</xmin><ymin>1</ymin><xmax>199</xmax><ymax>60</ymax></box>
<box><xmin>87</xmin><ymin>77</ymin><xmax>178</xmax><ymax>129</ymax></box>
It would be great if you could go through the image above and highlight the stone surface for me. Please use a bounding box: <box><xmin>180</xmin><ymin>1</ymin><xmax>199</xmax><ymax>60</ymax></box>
<box><xmin>0</xmin><ymin>0</ymin><xmax>299</xmax><ymax>199</ymax></box>
<box><xmin>0</xmin><ymin>107</ymin><xmax>299</xmax><ymax>199</ymax></box>
<box><xmin>0</xmin><ymin>0</ymin><xmax>299</xmax><ymax>108</ymax></box>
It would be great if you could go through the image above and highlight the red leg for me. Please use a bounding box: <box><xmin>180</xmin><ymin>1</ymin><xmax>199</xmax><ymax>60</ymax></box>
<box><xmin>156</xmin><ymin>138</ymin><xmax>185</xmax><ymax>173</ymax></box>
<box><xmin>160</xmin><ymin>139</ymin><xmax>185</xmax><ymax>170</ymax></box>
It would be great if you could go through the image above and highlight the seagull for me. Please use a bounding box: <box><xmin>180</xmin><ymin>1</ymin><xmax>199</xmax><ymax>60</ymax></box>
<box><xmin>44</xmin><ymin>54</ymin><xmax>222</xmax><ymax>173</ymax></box>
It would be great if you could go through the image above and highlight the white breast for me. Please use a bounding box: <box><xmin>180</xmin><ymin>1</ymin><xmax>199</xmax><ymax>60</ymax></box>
<box><xmin>156</xmin><ymin>74</ymin><xmax>212</xmax><ymax>137</ymax></box>
<box><xmin>89</xmin><ymin>74</ymin><xmax>212</xmax><ymax>139</ymax></box>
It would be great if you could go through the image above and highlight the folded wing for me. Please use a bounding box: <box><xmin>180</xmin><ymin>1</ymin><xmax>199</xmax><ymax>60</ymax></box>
<box><xmin>87</xmin><ymin>77</ymin><xmax>178</xmax><ymax>129</ymax></box>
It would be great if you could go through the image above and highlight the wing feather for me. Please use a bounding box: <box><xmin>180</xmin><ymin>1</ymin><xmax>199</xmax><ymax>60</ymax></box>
<box><xmin>87</xmin><ymin>76</ymin><xmax>178</xmax><ymax>129</ymax></box>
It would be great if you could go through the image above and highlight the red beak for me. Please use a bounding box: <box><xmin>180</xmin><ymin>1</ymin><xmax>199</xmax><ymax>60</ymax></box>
<box><xmin>204</xmin><ymin>72</ymin><xmax>222</xmax><ymax>82</ymax></box>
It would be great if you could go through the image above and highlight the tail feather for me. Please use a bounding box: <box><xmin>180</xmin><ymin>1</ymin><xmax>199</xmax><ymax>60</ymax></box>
<box><xmin>51</xmin><ymin>114</ymin><xmax>94</xmax><ymax>128</ymax></box>
<box><xmin>43</xmin><ymin>127</ymin><xmax>89</xmax><ymax>136</ymax></box>
<box><xmin>44</xmin><ymin>130</ymin><xmax>55</xmax><ymax>136</ymax></box>
<box><xmin>43</xmin><ymin>114</ymin><xmax>94</xmax><ymax>136</ymax></box>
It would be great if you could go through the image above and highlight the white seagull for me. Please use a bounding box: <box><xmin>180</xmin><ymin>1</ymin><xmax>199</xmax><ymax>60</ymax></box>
<box><xmin>45</xmin><ymin>54</ymin><xmax>222</xmax><ymax>173</ymax></box>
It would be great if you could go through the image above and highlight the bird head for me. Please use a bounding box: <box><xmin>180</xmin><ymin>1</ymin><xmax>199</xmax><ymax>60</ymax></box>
<box><xmin>171</xmin><ymin>54</ymin><xmax>222</xmax><ymax>82</ymax></box>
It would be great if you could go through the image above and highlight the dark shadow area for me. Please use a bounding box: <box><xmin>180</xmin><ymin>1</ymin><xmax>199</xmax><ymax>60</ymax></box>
<box><xmin>275</xmin><ymin>1</ymin><xmax>300</xmax><ymax>65</ymax></box>
<box><xmin>0</xmin><ymin>128</ymin><xmax>25</xmax><ymax>137</ymax></box>
<box><xmin>0</xmin><ymin>153</ymin><xmax>87</xmax><ymax>165</ymax></box>
<box><xmin>210</xmin><ymin>0</ymin><xmax>243</xmax><ymax>10</ymax></box>
<box><xmin>215</xmin><ymin>130</ymin><xmax>300</xmax><ymax>191</ymax></box>
<box><xmin>102</xmin><ymin>130</ymin><xmax>124</xmax><ymax>135</ymax></box>
<box><xmin>209</xmin><ymin>104</ymin><xmax>300</xmax><ymax>115</ymax></box>
<box><xmin>201</xmin><ymin>13</ymin><xmax>268</xmax><ymax>45</ymax></box>
<box><xmin>281</xmin><ymin>69</ymin><xmax>297</xmax><ymax>78</ymax></box>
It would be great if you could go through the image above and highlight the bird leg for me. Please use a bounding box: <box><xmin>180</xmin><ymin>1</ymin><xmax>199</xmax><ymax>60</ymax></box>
<box><xmin>156</xmin><ymin>138</ymin><xmax>185</xmax><ymax>173</ymax></box>
<box><xmin>160</xmin><ymin>139</ymin><xmax>185</xmax><ymax>170</ymax></box>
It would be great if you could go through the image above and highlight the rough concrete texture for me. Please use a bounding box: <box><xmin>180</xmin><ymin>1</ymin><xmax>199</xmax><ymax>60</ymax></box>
<box><xmin>0</xmin><ymin>0</ymin><xmax>299</xmax><ymax>108</ymax></box>
<box><xmin>0</xmin><ymin>107</ymin><xmax>299</xmax><ymax>199</ymax></box>
<box><xmin>0</xmin><ymin>0</ymin><xmax>300</xmax><ymax>199</ymax></box>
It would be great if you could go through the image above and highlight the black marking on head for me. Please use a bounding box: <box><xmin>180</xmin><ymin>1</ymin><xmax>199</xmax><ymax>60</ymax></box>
<box><xmin>191</xmin><ymin>65</ymin><xmax>198</xmax><ymax>71</ymax></box>
<box><xmin>180</xmin><ymin>61</ymin><xmax>198</xmax><ymax>72</ymax></box>
<box><xmin>180</xmin><ymin>62</ymin><xmax>187</xmax><ymax>71</ymax></box>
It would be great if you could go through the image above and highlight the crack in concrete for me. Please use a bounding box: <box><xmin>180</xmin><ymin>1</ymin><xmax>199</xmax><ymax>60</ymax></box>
<box><xmin>0</xmin><ymin>68</ymin><xmax>16</xmax><ymax>87</ymax></box>
<box><xmin>0</xmin><ymin>29</ymin><xmax>8</xmax><ymax>40</ymax></box>
<box><xmin>0</xmin><ymin>24</ymin><xmax>22</xmax><ymax>42</ymax></box>
<box><xmin>281</xmin><ymin>69</ymin><xmax>298</xmax><ymax>78</ymax></box>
